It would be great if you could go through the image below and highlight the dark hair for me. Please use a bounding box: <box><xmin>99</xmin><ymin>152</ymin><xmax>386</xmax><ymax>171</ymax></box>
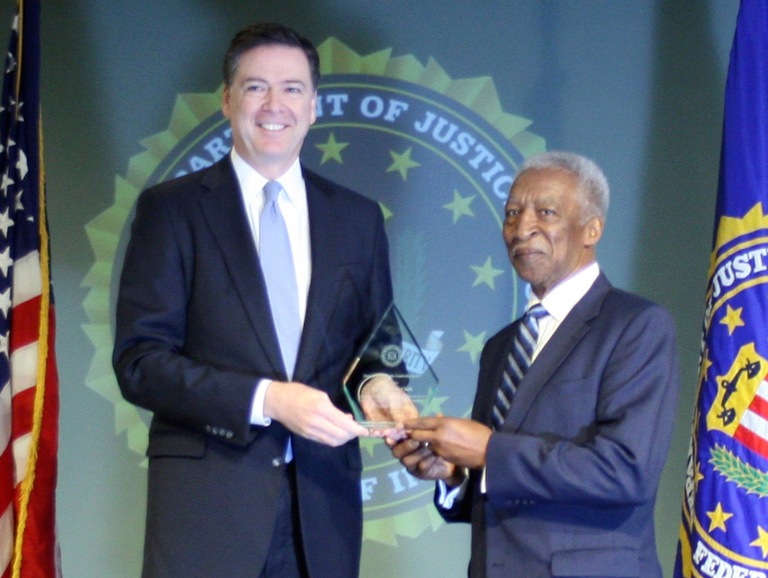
<box><xmin>222</xmin><ymin>23</ymin><xmax>320</xmax><ymax>89</ymax></box>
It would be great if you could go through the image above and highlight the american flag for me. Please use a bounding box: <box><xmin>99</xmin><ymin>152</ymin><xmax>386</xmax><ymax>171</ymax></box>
<box><xmin>0</xmin><ymin>1</ymin><xmax>61</xmax><ymax>577</ymax></box>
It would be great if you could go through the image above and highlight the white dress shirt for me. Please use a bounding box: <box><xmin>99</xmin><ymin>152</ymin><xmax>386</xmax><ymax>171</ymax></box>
<box><xmin>532</xmin><ymin>261</ymin><xmax>600</xmax><ymax>359</ymax></box>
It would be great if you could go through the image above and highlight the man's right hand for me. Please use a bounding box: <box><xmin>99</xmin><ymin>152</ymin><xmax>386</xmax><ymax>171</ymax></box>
<box><xmin>264</xmin><ymin>381</ymin><xmax>369</xmax><ymax>446</ymax></box>
<box><xmin>391</xmin><ymin>437</ymin><xmax>464</xmax><ymax>486</ymax></box>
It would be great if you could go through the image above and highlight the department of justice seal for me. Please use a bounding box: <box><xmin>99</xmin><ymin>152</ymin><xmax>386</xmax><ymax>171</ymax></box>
<box><xmin>82</xmin><ymin>38</ymin><xmax>545</xmax><ymax>545</ymax></box>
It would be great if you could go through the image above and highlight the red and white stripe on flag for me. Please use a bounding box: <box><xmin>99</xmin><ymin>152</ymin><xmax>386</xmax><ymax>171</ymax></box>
<box><xmin>0</xmin><ymin>0</ymin><xmax>61</xmax><ymax>577</ymax></box>
<box><xmin>734</xmin><ymin>378</ymin><xmax>768</xmax><ymax>459</ymax></box>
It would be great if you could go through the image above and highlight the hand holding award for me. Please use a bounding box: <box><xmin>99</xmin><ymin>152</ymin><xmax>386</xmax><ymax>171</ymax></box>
<box><xmin>359</xmin><ymin>374</ymin><xmax>418</xmax><ymax>439</ymax></box>
<box><xmin>342</xmin><ymin>302</ymin><xmax>440</xmax><ymax>439</ymax></box>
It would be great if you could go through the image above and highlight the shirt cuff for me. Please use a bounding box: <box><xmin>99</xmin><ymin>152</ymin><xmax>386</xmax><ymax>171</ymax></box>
<box><xmin>436</xmin><ymin>471</ymin><xmax>468</xmax><ymax>509</ymax></box>
<box><xmin>249</xmin><ymin>378</ymin><xmax>273</xmax><ymax>426</ymax></box>
<box><xmin>356</xmin><ymin>372</ymin><xmax>390</xmax><ymax>400</ymax></box>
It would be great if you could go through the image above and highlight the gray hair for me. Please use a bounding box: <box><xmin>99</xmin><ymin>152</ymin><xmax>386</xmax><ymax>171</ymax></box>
<box><xmin>520</xmin><ymin>151</ymin><xmax>609</xmax><ymax>222</ymax></box>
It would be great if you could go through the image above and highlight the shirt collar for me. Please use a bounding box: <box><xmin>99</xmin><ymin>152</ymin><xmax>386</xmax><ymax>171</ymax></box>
<box><xmin>230</xmin><ymin>150</ymin><xmax>304</xmax><ymax>206</ymax></box>
<box><xmin>528</xmin><ymin>262</ymin><xmax>600</xmax><ymax>322</ymax></box>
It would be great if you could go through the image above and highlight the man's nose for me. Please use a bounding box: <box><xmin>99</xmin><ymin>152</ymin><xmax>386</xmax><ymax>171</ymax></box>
<box><xmin>513</xmin><ymin>209</ymin><xmax>538</xmax><ymax>238</ymax></box>
<box><xmin>262</xmin><ymin>88</ymin><xmax>281</xmax><ymax>109</ymax></box>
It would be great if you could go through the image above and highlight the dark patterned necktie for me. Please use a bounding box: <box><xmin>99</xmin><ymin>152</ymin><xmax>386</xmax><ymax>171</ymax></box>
<box><xmin>259</xmin><ymin>180</ymin><xmax>301</xmax><ymax>378</ymax></box>
<box><xmin>492</xmin><ymin>304</ymin><xmax>548</xmax><ymax>429</ymax></box>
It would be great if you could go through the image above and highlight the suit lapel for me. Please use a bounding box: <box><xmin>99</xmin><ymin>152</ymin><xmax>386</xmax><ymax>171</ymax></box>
<box><xmin>197</xmin><ymin>159</ymin><xmax>285</xmax><ymax>376</ymax></box>
<box><xmin>293</xmin><ymin>170</ymin><xmax>339</xmax><ymax>382</ymax></box>
<box><xmin>503</xmin><ymin>274</ymin><xmax>612</xmax><ymax>431</ymax></box>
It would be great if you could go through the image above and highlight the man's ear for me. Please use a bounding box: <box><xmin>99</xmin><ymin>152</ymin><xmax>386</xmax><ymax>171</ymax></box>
<box><xmin>221</xmin><ymin>86</ymin><xmax>231</xmax><ymax>119</ymax></box>
<box><xmin>584</xmin><ymin>216</ymin><xmax>604</xmax><ymax>248</ymax></box>
<box><xmin>309</xmin><ymin>90</ymin><xmax>318</xmax><ymax>126</ymax></box>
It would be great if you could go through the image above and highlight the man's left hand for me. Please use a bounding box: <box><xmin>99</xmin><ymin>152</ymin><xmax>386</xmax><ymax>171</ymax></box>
<box><xmin>359</xmin><ymin>374</ymin><xmax>419</xmax><ymax>443</ymax></box>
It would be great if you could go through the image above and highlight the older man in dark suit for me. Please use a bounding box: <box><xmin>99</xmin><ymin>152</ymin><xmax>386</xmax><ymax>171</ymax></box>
<box><xmin>394</xmin><ymin>151</ymin><xmax>680</xmax><ymax>578</ymax></box>
<box><xmin>113</xmin><ymin>23</ymin><xmax>410</xmax><ymax>578</ymax></box>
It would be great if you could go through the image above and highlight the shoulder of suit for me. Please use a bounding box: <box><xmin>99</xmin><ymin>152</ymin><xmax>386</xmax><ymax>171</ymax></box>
<box><xmin>142</xmin><ymin>157</ymin><xmax>230</xmax><ymax>194</ymax></box>
<box><xmin>137</xmin><ymin>158</ymin><xmax>234</xmax><ymax>208</ymax></box>
<box><xmin>595</xmin><ymin>283</ymin><xmax>674</xmax><ymax>329</ymax></box>
<box><xmin>604</xmin><ymin>285</ymin><xmax>661</xmax><ymax>311</ymax></box>
<box><xmin>302</xmin><ymin>165</ymin><xmax>377</xmax><ymax>208</ymax></box>
<box><xmin>541</xmin><ymin>273</ymin><xmax>671</xmax><ymax>333</ymax></box>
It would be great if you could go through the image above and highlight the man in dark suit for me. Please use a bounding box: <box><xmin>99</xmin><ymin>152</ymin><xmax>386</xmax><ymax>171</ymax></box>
<box><xmin>113</xmin><ymin>23</ymin><xmax>410</xmax><ymax>578</ymax></box>
<box><xmin>393</xmin><ymin>151</ymin><xmax>680</xmax><ymax>578</ymax></box>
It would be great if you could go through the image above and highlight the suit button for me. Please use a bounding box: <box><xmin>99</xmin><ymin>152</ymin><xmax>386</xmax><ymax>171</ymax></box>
<box><xmin>272</xmin><ymin>457</ymin><xmax>285</xmax><ymax>468</ymax></box>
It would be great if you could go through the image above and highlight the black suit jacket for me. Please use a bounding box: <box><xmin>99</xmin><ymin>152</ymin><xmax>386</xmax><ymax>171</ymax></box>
<box><xmin>113</xmin><ymin>157</ymin><xmax>393</xmax><ymax>578</ymax></box>
<box><xmin>439</xmin><ymin>274</ymin><xmax>680</xmax><ymax>578</ymax></box>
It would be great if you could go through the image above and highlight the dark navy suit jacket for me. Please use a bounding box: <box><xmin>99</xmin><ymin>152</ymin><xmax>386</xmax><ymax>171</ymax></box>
<box><xmin>113</xmin><ymin>157</ymin><xmax>393</xmax><ymax>578</ymax></box>
<box><xmin>439</xmin><ymin>273</ymin><xmax>680</xmax><ymax>578</ymax></box>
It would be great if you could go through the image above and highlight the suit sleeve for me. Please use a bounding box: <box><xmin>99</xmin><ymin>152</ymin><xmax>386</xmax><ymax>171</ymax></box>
<box><xmin>483</xmin><ymin>303</ymin><xmax>680</xmax><ymax>509</ymax></box>
<box><xmin>112</xmin><ymin>187</ymin><xmax>259</xmax><ymax>446</ymax></box>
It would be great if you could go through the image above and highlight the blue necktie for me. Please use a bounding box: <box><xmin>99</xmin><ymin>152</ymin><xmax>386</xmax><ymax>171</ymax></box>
<box><xmin>259</xmin><ymin>180</ymin><xmax>301</xmax><ymax>378</ymax></box>
<box><xmin>493</xmin><ymin>303</ymin><xmax>547</xmax><ymax>430</ymax></box>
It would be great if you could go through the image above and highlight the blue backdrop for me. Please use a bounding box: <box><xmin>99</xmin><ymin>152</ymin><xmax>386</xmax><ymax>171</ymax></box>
<box><xmin>0</xmin><ymin>2</ymin><xmax>740</xmax><ymax>576</ymax></box>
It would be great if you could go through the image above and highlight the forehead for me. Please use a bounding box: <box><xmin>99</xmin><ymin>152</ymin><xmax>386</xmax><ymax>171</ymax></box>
<box><xmin>507</xmin><ymin>167</ymin><xmax>581</xmax><ymax>204</ymax></box>
<box><xmin>234</xmin><ymin>44</ymin><xmax>313</xmax><ymax>82</ymax></box>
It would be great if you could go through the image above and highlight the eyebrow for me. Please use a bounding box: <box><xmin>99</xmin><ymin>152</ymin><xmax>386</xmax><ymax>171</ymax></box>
<box><xmin>507</xmin><ymin>195</ymin><xmax>558</xmax><ymax>204</ymax></box>
<box><xmin>240</xmin><ymin>76</ymin><xmax>308</xmax><ymax>87</ymax></box>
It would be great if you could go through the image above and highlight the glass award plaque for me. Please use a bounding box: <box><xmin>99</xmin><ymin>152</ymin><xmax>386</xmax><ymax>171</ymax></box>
<box><xmin>342</xmin><ymin>302</ymin><xmax>440</xmax><ymax>430</ymax></box>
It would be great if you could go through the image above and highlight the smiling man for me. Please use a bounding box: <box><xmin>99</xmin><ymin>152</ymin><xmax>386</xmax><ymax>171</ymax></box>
<box><xmin>392</xmin><ymin>151</ymin><xmax>681</xmax><ymax>578</ymax></box>
<box><xmin>113</xmin><ymin>23</ymin><xmax>405</xmax><ymax>578</ymax></box>
<box><xmin>222</xmin><ymin>38</ymin><xmax>317</xmax><ymax>179</ymax></box>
